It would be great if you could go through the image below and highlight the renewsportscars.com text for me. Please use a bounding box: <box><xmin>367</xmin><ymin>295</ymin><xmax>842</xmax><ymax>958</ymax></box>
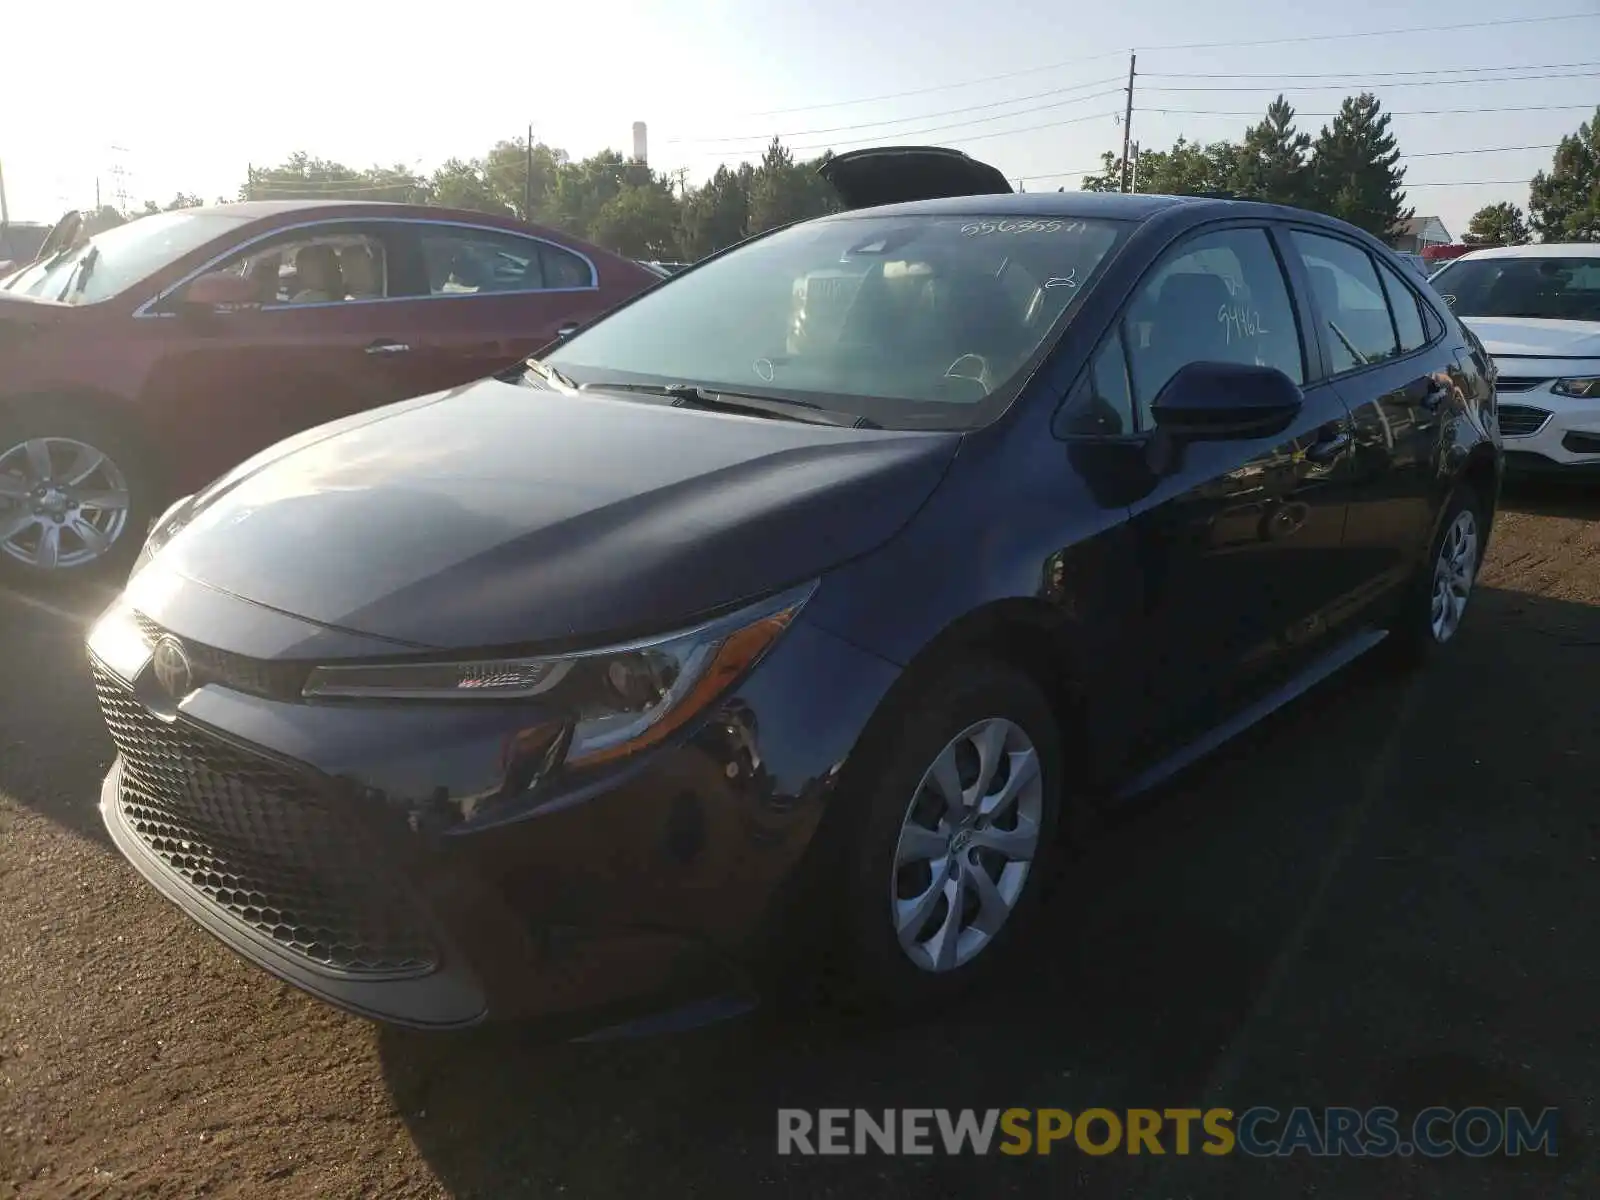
<box><xmin>776</xmin><ymin>1106</ymin><xmax>1559</xmax><ymax>1158</ymax></box>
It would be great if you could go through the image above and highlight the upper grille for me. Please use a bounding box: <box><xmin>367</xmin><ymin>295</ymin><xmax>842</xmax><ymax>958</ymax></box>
<box><xmin>1495</xmin><ymin>376</ymin><xmax>1549</xmax><ymax>394</ymax></box>
<box><xmin>93</xmin><ymin>664</ymin><xmax>437</xmax><ymax>977</ymax></box>
<box><xmin>1496</xmin><ymin>404</ymin><xmax>1552</xmax><ymax>438</ymax></box>
<box><xmin>132</xmin><ymin>613</ymin><xmax>309</xmax><ymax>701</ymax></box>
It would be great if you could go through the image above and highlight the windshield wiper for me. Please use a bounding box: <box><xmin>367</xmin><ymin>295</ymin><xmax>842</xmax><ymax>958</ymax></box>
<box><xmin>64</xmin><ymin>246</ymin><xmax>100</xmax><ymax>301</ymax></box>
<box><xmin>579</xmin><ymin>381</ymin><xmax>881</xmax><ymax>429</ymax></box>
<box><xmin>518</xmin><ymin>356</ymin><xmax>578</xmax><ymax>392</ymax></box>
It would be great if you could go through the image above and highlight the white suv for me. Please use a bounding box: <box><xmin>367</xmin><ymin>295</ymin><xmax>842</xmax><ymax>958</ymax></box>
<box><xmin>1429</xmin><ymin>244</ymin><xmax>1600</xmax><ymax>474</ymax></box>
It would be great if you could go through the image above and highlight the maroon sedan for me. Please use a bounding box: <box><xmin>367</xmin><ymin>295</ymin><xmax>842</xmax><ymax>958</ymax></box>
<box><xmin>0</xmin><ymin>201</ymin><xmax>659</xmax><ymax>580</ymax></box>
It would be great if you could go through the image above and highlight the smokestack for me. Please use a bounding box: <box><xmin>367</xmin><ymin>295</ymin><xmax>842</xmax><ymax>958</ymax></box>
<box><xmin>632</xmin><ymin>122</ymin><xmax>648</xmax><ymax>166</ymax></box>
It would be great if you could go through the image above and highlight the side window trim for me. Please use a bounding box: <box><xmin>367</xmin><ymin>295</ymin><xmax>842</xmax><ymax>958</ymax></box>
<box><xmin>136</xmin><ymin>217</ymin><xmax>600</xmax><ymax>317</ymax></box>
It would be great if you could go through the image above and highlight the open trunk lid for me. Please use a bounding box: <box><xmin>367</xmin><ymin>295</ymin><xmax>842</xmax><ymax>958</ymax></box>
<box><xmin>818</xmin><ymin>146</ymin><xmax>1013</xmax><ymax>211</ymax></box>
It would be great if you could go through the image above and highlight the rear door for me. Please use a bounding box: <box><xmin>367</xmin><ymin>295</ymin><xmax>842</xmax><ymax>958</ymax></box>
<box><xmin>382</xmin><ymin>221</ymin><xmax>620</xmax><ymax>392</ymax></box>
<box><xmin>1284</xmin><ymin>228</ymin><xmax>1451</xmax><ymax>608</ymax></box>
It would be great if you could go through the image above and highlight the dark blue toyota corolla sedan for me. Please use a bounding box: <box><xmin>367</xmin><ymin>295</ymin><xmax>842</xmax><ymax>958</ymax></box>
<box><xmin>87</xmin><ymin>148</ymin><xmax>1502</xmax><ymax>1035</ymax></box>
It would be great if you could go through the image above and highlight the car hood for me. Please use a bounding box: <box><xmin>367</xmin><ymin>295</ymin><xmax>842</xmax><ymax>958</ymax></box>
<box><xmin>818</xmin><ymin>146</ymin><xmax>1013</xmax><ymax>210</ymax></box>
<box><xmin>157</xmin><ymin>378</ymin><xmax>961</xmax><ymax>651</ymax></box>
<box><xmin>1459</xmin><ymin>316</ymin><xmax>1600</xmax><ymax>361</ymax></box>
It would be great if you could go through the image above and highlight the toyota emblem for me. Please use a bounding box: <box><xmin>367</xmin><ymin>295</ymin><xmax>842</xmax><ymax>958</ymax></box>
<box><xmin>152</xmin><ymin>636</ymin><xmax>193</xmax><ymax>699</ymax></box>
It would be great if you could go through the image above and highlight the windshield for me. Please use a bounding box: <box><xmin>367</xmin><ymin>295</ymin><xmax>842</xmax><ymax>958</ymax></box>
<box><xmin>1</xmin><ymin>210</ymin><xmax>249</xmax><ymax>304</ymax></box>
<box><xmin>1431</xmin><ymin>256</ymin><xmax>1600</xmax><ymax>323</ymax></box>
<box><xmin>546</xmin><ymin>213</ymin><xmax>1132</xmax><ymax>429</ymax></box>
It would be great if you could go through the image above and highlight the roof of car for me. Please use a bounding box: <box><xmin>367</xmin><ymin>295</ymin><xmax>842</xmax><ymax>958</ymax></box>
<box><xmin>820</xmin><ymin>190</ymin><xmax>1324</xmax><ymax>226</ymax></box>
<box><xmin>193</xmin><ymin>200</ymin><xmax>543</xmax><ymax>230</ymax></box>
<box><xmin>1448</xmin><ymin>243</ymin><xmax>1600</xmax><ymax>261</ymax></box>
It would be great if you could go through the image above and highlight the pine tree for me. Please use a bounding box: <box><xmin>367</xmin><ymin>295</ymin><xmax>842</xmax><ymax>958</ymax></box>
<box><xmin>1463</xmin><ymin>202</ymin><xmax>1532</xmax><ymax>247</ymax></box>
<box><xmin>1528</xmin><ymin>106</ymin><xmax>1600</xmax><ymax>242</ymax></box>
<box><xmin>1309</xmin><ymin>93</ymin><xmax>1413</xmax><ymax>238</ymax></box>
<box><xmin>1232</xmin><ymin>96</ymin><xmax>1311</xmax><ymax>208</ymax></box>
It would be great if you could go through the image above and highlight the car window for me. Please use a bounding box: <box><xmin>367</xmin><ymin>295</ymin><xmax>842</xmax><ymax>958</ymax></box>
<box><xmin>546</xmin><ymin>213</ymin><xmax>1133</xmax><ymax>430</ymax></box>
<box><xmin>1122</xmin><ymin>227</ymin><xmax>1303</xmax><ymax>426</ymax></box>
<box><xmin>2</xmin><ymin>210</ymin><xmax>249</xmax><ymax>305</ymax></box>
<box><xmin>201</xmin><ymin>228</ymin><xmax>388</xmax><ymax>306</ymax></box>
<box><xmin>1055</xmin><ymin>331</ymin><xmax>1134</xmax><ymax>437</ymax></box>
<box><xmin>1428</xmin><ymin>256</ymin><xmax>1600</xmax><ymax>322</ymax></box>
<box><xmin>1375</xmin><ymin>257</ymin><xmax>1428</xmax><ymax>354</ymax></box>
<box><xmin>417</xmin><ymin>227</ymin><xmax>595</xmax><ymax>295</ymax></box>
<box><xmin>541</xmin><ymin>242</ymin><xmax>596</xmax><ymax>289</ymax></box>
<box><xmin>1290</xmin><ymin>231</ymin><xmax>1400</xmax><ymax>374</ymax></box>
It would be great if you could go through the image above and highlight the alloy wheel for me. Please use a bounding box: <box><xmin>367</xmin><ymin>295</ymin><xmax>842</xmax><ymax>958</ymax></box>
<box><xmin>889</xmin><ymin>717</ymin><xmax>1044</xmax><ymax>973</ymax></box>
<box><xmin>1430</xmin><ymin>508</ymin><xmax>1479</xmax><ymax>644</ymax></box>
<box><xmin>0</xmin><ymin>437</ymin><xmax>131</xmax><ymax>571</ymax></box>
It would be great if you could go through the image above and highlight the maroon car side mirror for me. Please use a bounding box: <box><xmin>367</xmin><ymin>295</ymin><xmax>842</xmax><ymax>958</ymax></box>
<box><xmin>182</xmin><ymin>270</ymin><xmax>257</xmax><ymax>309</ymax></box>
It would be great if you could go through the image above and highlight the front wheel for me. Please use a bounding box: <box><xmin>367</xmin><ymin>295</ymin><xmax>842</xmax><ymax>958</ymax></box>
<box><xmin>839</xmin><ymin>658</ymin><xmax>1072</xmax><ymax>1008</ymax></box>
<box><xmin>0</xmin><ymin>410</ymin><xmax>155</xmax><ymax>585</ymax></box>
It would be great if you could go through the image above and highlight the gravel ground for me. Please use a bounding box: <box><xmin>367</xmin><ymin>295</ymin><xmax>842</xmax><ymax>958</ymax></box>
<box><xmin>1</xmin><ymin>482</ymin><xmax>1597</xmax><ymax>1199</ymax></box>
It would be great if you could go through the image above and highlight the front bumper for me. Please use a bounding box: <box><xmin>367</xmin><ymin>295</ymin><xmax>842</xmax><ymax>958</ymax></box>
<box><xmin>91</xmin><ymin>608</ymin><xmax>901</xmax><ymax>1032</ymax></box>
<box><xmin>1494</xmin><ymin>380</ymin><xmax>1600</xmax><ymax>471</ymax></box>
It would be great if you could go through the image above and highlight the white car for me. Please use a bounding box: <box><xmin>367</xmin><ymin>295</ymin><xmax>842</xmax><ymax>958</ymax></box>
<box><xmin>1428</xmin><ymin>244</ymin><xmax>1600</xmax><ymax>475</ymax></box>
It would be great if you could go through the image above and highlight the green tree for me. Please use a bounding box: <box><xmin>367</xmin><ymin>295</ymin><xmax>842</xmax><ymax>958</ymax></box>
<box><xmin>1232</xmin><ymin>97</ymin><xmax>1311</xmax><ymax>207</ymax></box>
<box><xmin>1528</xmin><ymin>106</ymin><xmax>1600</xmax><ymax>242</ymax></box>
<box><xmin>1308</xmin><ymin>93</ymin><xmax>1412</xmax><ymax>238</ymax></box>
<box><xmin>429</xmin><ymin>158</ymin><xmax>511</xmax><ymax>216</ymax></box>
<box><xmin>746</xmin><ymin>138</ymin><xmax>835</xmax><ymax>235</ymax></box>
<box><xmin>590</xmin><ymin>181</ymin><xmax>683</xmax><ymax>259</ymax></box>
<box><xmin>245</xmin><ymin>154</ymin><xmax>428</xmax><ymax>204</ymax></box>
<box><xmin>1463</xmin><ymin>201</ymin><xmax>1532</xmax><ymax>246</ymax></box>
<box><xmin>1081</xmin><ymin>138</ymin><xmax>1238</xmax><ymax>195</ymax></box>
<box><xmin>1079</xmin><ymin>150</ymin><xmax>1126</xmax><ymax>192</ymax></box>
<box><xmin>679</xmin><ymin>163</ymin><xmax>753</xmax><ymax>259</ymax></box>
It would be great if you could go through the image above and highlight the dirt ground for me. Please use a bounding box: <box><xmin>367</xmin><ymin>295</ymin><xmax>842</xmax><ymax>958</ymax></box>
<box><xmin>1</xmin><ymin>482</ymin><xmax>1597</xmax><ymax>1199</ymax></box>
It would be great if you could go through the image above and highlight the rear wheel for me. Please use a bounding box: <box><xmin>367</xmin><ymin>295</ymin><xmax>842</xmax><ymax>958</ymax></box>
<box><xmin>1384</xmin><ymin>483</ymin><xmax>1485</xmax><ymax>666</ymax></box>
<box><xmin>0</xmin><ymin>407</ymin><xmax>156</xmax><ymax>585</ymax></box>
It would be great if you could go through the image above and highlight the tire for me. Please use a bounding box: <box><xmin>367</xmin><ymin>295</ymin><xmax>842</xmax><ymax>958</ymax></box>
<box><xmin>835</xmin><ymin>657</ymin><xmax>1073</xmax><ymax>1010</ymax></box>
<box><xmin>0</xmin><ymin>404</ymin><xmax>159</xmax><ymax>587</ymax></box>
<box><xmin>1382</xmin><ymin>482</ymin><xmax>1486</xmax><ymax>668</ymax></box>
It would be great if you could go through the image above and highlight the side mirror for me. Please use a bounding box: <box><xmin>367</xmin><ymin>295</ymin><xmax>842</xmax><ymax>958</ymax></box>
<box><xmin>179</xmin><ymin>270</ymin><xmax>257</xmax><ymax>310</ymax></box>
<box><xmin>1150</xmin><ymin>361</ymin><xmax>1303</xmax><ymax>441</ymax></box>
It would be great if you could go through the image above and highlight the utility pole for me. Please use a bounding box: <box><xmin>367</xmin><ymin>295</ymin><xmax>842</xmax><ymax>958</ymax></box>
<box><xmin>524</xmin><ymin>124</ymin><xmax>534</xmax><ymax>221</ymax></box>
<box><xmin>0</xmin><ymin>158</ymin><xmax>9</xmax><ymax>230</ymax></box>
<box><xmin>1120</xmin><ymin>52</ymin><xmax>1136</xmax><ymax>194</ymax></box>
<box><xmin>1130</xmin><ymin>141</ymin><xmax>1141</xmax><ymax>192</ymax></box>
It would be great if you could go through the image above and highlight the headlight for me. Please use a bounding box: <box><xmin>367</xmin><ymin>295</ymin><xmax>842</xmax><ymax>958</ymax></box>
<box><xmin>301</xmin><ymin>581</ymin><xmax>817</xmax><ymax>768</ymax></box>
<box><xmin>1553</xmin><ymin>377</ymin><xmax>1600</xmax><ymax>399</ymax></box>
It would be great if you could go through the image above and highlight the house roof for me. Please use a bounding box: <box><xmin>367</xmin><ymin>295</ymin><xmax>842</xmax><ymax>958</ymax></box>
<box><xmin>1393</xmin><ymin>215</ymin><xmax>1450</xmax><ymax>241</ymax></box>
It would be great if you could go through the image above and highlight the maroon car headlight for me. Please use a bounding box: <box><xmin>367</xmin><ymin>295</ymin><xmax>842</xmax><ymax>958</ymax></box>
<box><xmin>301</xmin><ymin>581</ymin><xmax>817</xmax><ymax>768</ymax></box>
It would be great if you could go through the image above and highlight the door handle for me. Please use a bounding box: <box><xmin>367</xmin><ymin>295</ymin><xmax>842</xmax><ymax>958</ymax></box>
<box><xmin>1304</xmin><ymin>430</ymin><xmax>1351</xmax><ymax>464</ymax></box>
<box><xmin>365</xmin><ymin>340</ymin><xmax>411</xmax><ymax>355</ymax></box>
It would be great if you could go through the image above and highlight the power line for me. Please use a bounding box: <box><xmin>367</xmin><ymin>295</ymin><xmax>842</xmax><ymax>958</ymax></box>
<box><xmin>1016</xmin><ymin>143</ymin><xmax>1563</xmax><ymax>184</ymax></box>
<box><xmin>1143</xmin><ymin>102</ymin><xmax>1597</xmax><ymax>118</ymax></box>
<box><xmin>689</xmin><ymin>99</ymin><xmax>1126</xmax><ymax>158</ymax></box>
<box><xmin>667</xmin><ymin>75</ymin><xmax>1126</xmax><ymax>145</ymax></box>
<box><xmin>1140</xmin><ymin>70</ymin><xmax>1600</xmax><ymax>93</ymax></box>
<box><xmin>714</xmin><ymin>11</ymin><xmax>1600</xmax><ymax>119</ymax></box>
<box><xmin>1145</xmin><ymin>59</ymin><xmax>1600</xmax><ymax>80</ymax></box>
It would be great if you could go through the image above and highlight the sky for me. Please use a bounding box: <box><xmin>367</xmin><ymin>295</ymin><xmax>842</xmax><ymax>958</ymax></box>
<box><xmin>2</xmin><ymin>0</ymin><xmax>1596</xmax><ymax>239</ymax></box>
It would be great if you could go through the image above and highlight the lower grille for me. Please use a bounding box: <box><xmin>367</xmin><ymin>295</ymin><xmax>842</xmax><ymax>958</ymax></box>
<box><xmin>1497</xmin><ymin>404</ymin><xmax>1552</xmax><ymax>438</ymax></box>
<box><xmin>93</xmin><ymin>665</ymin><xmax>437</xmax><ymax>977</ymax></box>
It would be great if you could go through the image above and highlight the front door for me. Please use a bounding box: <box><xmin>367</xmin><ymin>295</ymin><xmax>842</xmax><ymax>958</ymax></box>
<box><xmin>1109</xmin><ymin>224</ymin><xmax>1357</xmax><ymax>752</ymax></box>
<box><xmin>1286</xmin><ymin>229</ymin><xmax>1450</xmax><ymax>609</ymax></box>
<box><xmin>143</xmin><ymin>222</ymin><xmax>434</xmax><ymax>491</ymax></box>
